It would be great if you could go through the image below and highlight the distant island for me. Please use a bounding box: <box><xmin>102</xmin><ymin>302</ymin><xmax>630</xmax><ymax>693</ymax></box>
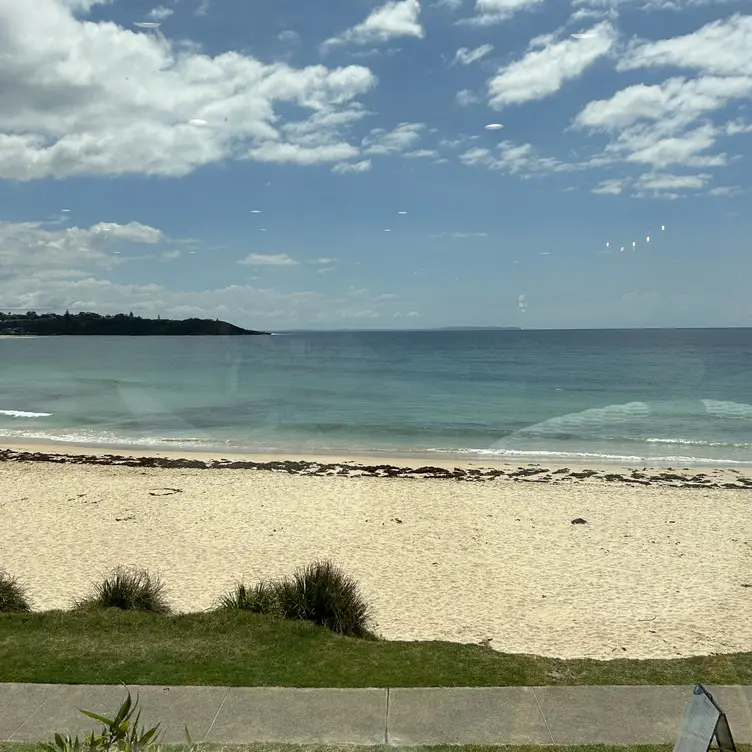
<box><xmin>433</xmin><ymin>326</ymin><xmax>522</xmax><ymax>331</ymax></box>
<box><xmin>0</xmin><ymin>311</ymin><xmax>270</xmax><ymax>336</ymax></box>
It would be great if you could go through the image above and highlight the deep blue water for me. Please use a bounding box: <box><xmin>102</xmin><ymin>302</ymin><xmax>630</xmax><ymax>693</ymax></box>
<box><xmin>1</xmin><ymin>329</ymin><xmax>751</xmax><ymax>465</ymax></box>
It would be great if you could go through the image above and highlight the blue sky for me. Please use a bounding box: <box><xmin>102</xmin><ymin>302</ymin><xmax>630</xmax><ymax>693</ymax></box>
<box><xmin>0</xmin><ymin>0</ymin><xmax>750</xmax><ymax>329</ymax></box>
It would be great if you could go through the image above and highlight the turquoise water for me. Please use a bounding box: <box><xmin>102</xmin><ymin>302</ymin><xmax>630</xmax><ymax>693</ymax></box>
<box><xmin>1</xmin><ymin>329</ymin><xmax>752</xmax><ymax>465</ymax></box>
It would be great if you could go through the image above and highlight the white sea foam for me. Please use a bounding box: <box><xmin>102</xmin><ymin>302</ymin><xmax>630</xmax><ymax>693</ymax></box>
<box><xmin>0</xmin><ymin>409</ymin><xmax>52</xmax><ymax>418</ymax></box>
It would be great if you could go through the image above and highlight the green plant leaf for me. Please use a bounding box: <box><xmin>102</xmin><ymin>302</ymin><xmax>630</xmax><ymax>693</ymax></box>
<box><xmin>80</xmin><ymin>710</ymin><xmax>114</xmax><ymax>726</ymax></box>
<box><xmin>139</xmin><ymin>725</ymin><xmax>159</xmax><ymax>745</ymax></box>
<box><xmin>114</xmin><ymin>692</ymin><xmax>133</xmax><ymax>726</ymax></box>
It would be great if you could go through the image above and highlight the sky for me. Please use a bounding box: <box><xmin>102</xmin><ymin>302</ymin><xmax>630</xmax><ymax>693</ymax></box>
<box><xmin>0</xmin><ymin>0</ymin><xmax>750</xmax><ymax>330</ymax></box>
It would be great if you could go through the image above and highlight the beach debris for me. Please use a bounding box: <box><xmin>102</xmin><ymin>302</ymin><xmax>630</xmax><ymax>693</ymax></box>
<box><xmin>571</xmin><ymin>518</ymin><xmax>588</xmax><ymax>525</ymax></box>
<box><xmin>485</xmin><ymin>123</ymin><xmax>504</xmax><ymax>130</ymax></box>
<box><xmin>393</xmin><ymin>517</ymin><xmax>403</xmax><ymax>524</ymax></box>
<box><xmin>742</xmin><ymin>584</ymin><xmax>752</xmax><ymax>588</ymax></box>
<box><xmin>1</xmin><ymin>449</ymin><xmax>749</xmax><ymax>488</ymax></box>
<box><xmin>115</xmin><ymin>515</ymin><xmax>136</xmax><ymax>522</ymax></box>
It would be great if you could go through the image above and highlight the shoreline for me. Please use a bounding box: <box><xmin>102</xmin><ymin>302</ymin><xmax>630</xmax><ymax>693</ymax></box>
<box><xmin>1</xmin><ymin>441</ymin><xmax>751</xmax><ymax>488</ymax></box>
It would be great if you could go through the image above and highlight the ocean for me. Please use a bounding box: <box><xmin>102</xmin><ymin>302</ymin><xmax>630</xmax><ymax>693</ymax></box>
<box><xmin>1</xmin><ymin>328</ymin><xmax>751</xmax><ymax>466</ymax></box>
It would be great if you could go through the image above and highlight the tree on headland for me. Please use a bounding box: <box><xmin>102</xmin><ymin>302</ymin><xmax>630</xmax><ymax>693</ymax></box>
<box><xmin>0</xmin><ymin>310</ymin><xmax>270</xmax><ymax>336</ymax></box>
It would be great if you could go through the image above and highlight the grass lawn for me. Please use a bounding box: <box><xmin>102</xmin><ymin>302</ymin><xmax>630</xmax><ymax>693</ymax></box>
<box><xmin>2</xmin><ymin>609</ymin><xmax>752</xmax><ymax>687</ymax></box>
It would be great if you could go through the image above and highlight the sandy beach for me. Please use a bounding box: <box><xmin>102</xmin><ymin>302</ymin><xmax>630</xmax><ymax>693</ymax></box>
<box><xmin>1</xmin><ymin>442</ymin><xmax>751</xmax><ymax>661</ymax></box>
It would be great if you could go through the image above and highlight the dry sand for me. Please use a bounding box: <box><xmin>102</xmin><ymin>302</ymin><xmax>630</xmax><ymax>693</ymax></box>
<box><xmin>1</xmin><ymin>443</ymin><xmax>751</xmax><ymax>661</ymax></box>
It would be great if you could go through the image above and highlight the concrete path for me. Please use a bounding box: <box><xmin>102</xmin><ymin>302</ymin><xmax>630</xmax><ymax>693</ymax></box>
<box><xmin>2</xmin><ymin>684</ymin><xmax>751</xmax><ymax>746</ymax></box>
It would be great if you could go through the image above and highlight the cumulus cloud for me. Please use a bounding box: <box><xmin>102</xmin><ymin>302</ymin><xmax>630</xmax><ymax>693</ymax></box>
<box><xmin>238</xmin><ymin>253</ymin><xmax>298</xmax><ymax>267</ymax></box>
<box><xmin>575</xmin><ymin>74</ymin><xmax>752</xmax><ymax>170</ymax></box>
<box><xmin>321</xmin><ymin>0</ymin><xmax>423</xmax><ymax>49</ymax></box>
<box><xmin>332</xmin><ymin>159</ymin><xmax>372</xmax><ymax>173</ymax></box>
<box><xmin>568</xmin><ymin>15</ymin><xmax>752</xmax><ymax>176</ymax></box>
<box><xmin>0</xmin><ymin>0</ymin><xmax>380</xmax><ymax>179</ymax></box>
<box><xmin>0</xmin><ymin>220</ymin><xmax>168</xmax><ymax>284</ymax></box>
<box><xmin>362</xmin><ymin>122</ymin><xmax>425</xmax><ymax>155</ymax></box>
<box><xmin>460</xmin><ymin>0</ymin><xmax>546</xmax><ymax>26</ymax></box>
<box><xmin>452</xmin><ymin>44</ymin><xmax>494</xmax><ymax>66</ymax></box>
<box><xmin>487</xmin><ymin>23</ymin><xmax>616</xmax><ymax>109</ymax></box>
<box><xmin>618</xmin><ymin>14</ymin><xmax>752</xmax><ymax>76</ymax></box>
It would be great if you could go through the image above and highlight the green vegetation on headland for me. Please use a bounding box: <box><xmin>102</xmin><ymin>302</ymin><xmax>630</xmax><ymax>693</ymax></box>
<box><xmin>0</xmin><ymin>311</ymin><xmax>269</xmax><ymax>336</ymax></box>
<box><xmin>1</xmin><ymin>609</ymin><xmax>751</xmax><ymax>687</ymax></box>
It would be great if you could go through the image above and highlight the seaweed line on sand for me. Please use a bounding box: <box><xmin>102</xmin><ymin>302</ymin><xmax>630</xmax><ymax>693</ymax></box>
<box><xmin>2</xmin><ymin>447</ymin><xmax>752</xmax><ymax>488</ymax></box>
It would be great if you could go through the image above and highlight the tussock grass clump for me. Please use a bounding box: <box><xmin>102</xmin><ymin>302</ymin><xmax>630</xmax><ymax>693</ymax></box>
<box><xmin>219</xmin><ymin>559</ymin><xmax>374</xmax><ymax>638</ymax></box>
<box><xmin>0</xmin><ymin>570</ymin><xmax>31</xmax><ymax>612</ymax></box>
<box><xmin>217</xmin><ymin>581</ymin><xmax>280</xmax><ymax>614</ymax></box>
<box><xmin>77</xmin><ymin>566</ymin><xmax>171</xmax><ymax>614</ymax></box>
<box><xmin>276</xmin><ymin>560</ymin><xmax>374</xmax><ymax>638</ymax></box>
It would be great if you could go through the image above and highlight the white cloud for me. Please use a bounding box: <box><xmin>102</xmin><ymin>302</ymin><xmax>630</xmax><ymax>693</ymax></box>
<box><xmin>452</xmin><ymin>232</ymin><xmax>488</xmax><ymax>237</ymax></box>
<box><xmin>363</xmin><ymin>122</ymin><xmax>424</xmax><ymax>155</ymax></box>
<box><xmin>573</xmin><ymin>0</ymin><xmax>738</xmax><ymax>11</ymax></box>
<box><xmin>618</xmin><ymin>14</ymin><xmax>752</xmax><ymax>77</ymax></box>
<box><xmin>437</xmin><ymin>0</ymin><xmax>462</xmax><ymax>8</ymax></box>
<box><xmin>591</xmin><ymin>178</ymin><xmax>624</xmax><ymax>194</ymax></box>
<box><xmin>576</xmin><ymin>75</ymin><xmax>752</xmax><ymax>169</ymax></box>
<box><xmin>332</xmin><ymin>159</ymin><xmax>372</xmax><ymax>173</ymax></box>
<box><xmin>247</xmin><ymin>142</ymin><xmax>360</xmax><ymax>165</ymax></box>
<box><xmin>570</xmin><ymin>16</ymin><xmax>752</xmax><ymax>174</ymax></box>
<box><xmin>0</xmin><ymin>0</ymin><xmax>378</xmax><ymax>178</ymax></box>
<box><xmin>459</xmin><ymin>141</ymin><xmax>568</xmax><ymax>175</ymax></box>
<box><xmin>452</xmin><ymin>44</ymin><xmax>494</xmax><ymax>66</ymax></box>
<box><xmin>726</xmin><ymin>120</ymin><xmax>752</xmax><ymax>135</ymax></box>
<box><xmin>147</xmin><ymin>5</ymin><xmax>174</xmax><ymax>21</ymax></box>
<box><xmin>0</xmin><ymin>219</ymin><xmax>412</xmax><ymax>327</ymax></box>
<box><xmin>91</xmin><ymin>222</ymin><xmax>164</xmax><ymax>243</ymax></box>
<box><xmin>709</xmin><ymin>185</ymin><xmax>742</xmax><ymax>196</ymax></box>
<box><xmin>576</xmin><ymin>76</ymin><xmax>752</xmax><ymax>131</ymax></box>
<box><xmin>238</xmin><ymin>253</ymin><xmax>298</xmax><ymax>267</ymax></box>
<box><xmin>635</xmin><ymin>171</ymin><xmax>711</xmax><ymax>191</ymax></box>
<box><xmin>278</xmin><ymin>30</ymin><xmax>301</xmax><ymax>43</ymax></box>
<box><xmin>456</xmin><ymin>89</ymin><xmax>481</xmax><ymax>106</ymax></box>
<box><xmin>460</xmin><ymin>0</ymin><xmax>546</xmax><ymax>26</ymax></box>
<box><xmin>321</xmin><ymin>0</ymin><xmax>423</xmax><ymax>49</ymax></box>
<box><xmin>487</xmin><ymin>23</ymin><xmax>616</xmax><ymax>109</ymax></box>
<box><xmin>404</xmin><ymin>149</ymin><xmax>439</xmax><ymax>158</ymax></box>
<box><xmin>0</xmin><ymin>220</ymin><xmax>165</xmax><ymax>280</ymax></box>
